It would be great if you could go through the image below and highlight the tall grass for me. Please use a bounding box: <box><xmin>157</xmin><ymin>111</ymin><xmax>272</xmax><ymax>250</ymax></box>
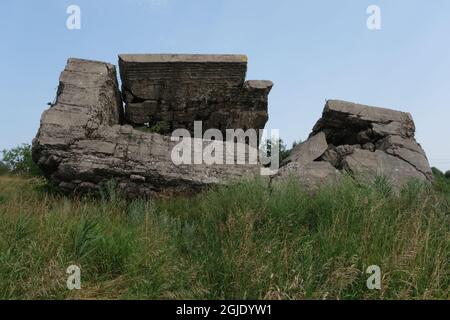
<box><xmin>0</xmin><ymin>175</ymin><xmax>448</xmax><ymax>299</ymax></box>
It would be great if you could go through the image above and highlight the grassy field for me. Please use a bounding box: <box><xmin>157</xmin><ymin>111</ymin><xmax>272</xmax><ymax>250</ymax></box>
<box><xmin>0</xmin><ymin>174</ymin><xmax>448</xmax><ymax>300</ymax></box>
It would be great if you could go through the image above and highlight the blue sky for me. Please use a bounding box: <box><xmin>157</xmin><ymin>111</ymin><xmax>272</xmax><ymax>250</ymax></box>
<box><xmin>1</xmin><ymin>0</ymin><xmax>449</xmax><ymax>170</ymax></box>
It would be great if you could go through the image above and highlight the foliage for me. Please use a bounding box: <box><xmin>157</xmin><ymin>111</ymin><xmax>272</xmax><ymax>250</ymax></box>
<box><xmin>432</xmin><ymin>167</ymin><xmax>444</xmax><ymax>178</ymax></box>
<box><xmin>445</xmin><ymin>171</ymin><xmax>450</xmax><ymax>179</ymax></box>
<box><xmin>261</xmin><ymin>138</ymin><xmax>291</xmax><ymax>163</ymax></box>
<box><xmin>262</xmin><ymin>138</ymin><xmax>303</xmax><ymax>164</ymax></box>
<box><xmin>136</xmin><ymin>121</ymin><xmax>171</xmax><ymax>135</ymax></box>
<box><xmin>433</xmin><ymin>168</ymin><xmax>450</xmax><ymax>194</ymax></box>
<box><xmin>0</xmin><ymin>161</ymin><xmax>9</xmax><ymax>176</ymax></box>
<box><xmin>1</xmin><ymin>144</ymin><xmax>42</xmax><ymax>176</ymax></box>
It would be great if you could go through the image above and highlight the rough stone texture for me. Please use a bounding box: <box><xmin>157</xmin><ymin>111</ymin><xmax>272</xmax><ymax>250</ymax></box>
<box><xmin>32</xmin><ymin>58</ymin><xmax>123</xmax><ymax>152</ymax></box>
<box><xmin>375</xmin><ymin>135</ymin><xmax>432</xmax><ymax>179</ymax></box>
<box><xmin>33</xmin><ymin>58</ymin><xmax>263</xmax><ymax>198</ymax></box>
<box><xmin>276</xmin><ymin>161</ymin><xmax>341</xmax><ymax>191</ymax></box>
<box><xmin>119</xmin><ymin>54</ymin><xmax>272</xmax><ymax>136</ymax></box>
<box><xmin>119</xmin><ymin>54</ymin><xmax>248</xmax><ymax>101</ymax></box>
<box><xmin>311</xmin><ymin>100</ymin><xmax>416</xmax><ymax>146</ymax></box>
<box><xmin>275</xmin><ymin>100</ymin><xmax>433</xmax><ymax>189</ymax></box>
<box><xmin>281</xmin><ymin>132</ymin><xmax>328</xmax><ymax>166</ymax></box>
<box><xmin>341</xmin><ymin>149</ymin><xmax>425</xmax><ymax>186</ymax></box>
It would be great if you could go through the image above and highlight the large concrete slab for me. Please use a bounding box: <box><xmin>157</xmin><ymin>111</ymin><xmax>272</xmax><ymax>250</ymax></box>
<box><xmin>119</xmin><ymin>53</ymin><xmax>272</xmax><ymax>137</ymax></box>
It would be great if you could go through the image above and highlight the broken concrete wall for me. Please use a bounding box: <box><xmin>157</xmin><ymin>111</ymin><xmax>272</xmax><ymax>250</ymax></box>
<box><xmin>33</xmin><ymin>58</ymin><xmax>262</xmax><ymax>198</ymax></box>
<box><xmin>119</xmin><ymin>54</ymin><xmax>273</xmax><ymax>136</ymax></box>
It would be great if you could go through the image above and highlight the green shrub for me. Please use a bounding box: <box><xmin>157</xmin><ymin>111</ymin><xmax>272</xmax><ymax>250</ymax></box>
<box><xmin>432</xmin><ymin>167</ymin><xmax>444</xmax><ymax>178</ymax></box>
<box><xmin>135</xmin><ymin>121</ymin><xmax>171</xmax><ymax>134</ymax></box>
<box><xmin>2</xmin><ymin>144</ymin><xmax>42</xmax><ymax>176</ymax></box>
<box><xmin>0</xmin><ymin>161</ymin><xmax>9</xmax><ymax>175</ymax></box>
<box><xmin>262</xmin><ymin>138</ymin><xmax>291</xmax><ymax>164</ymax></box>
<box><xmin>432</xmin><ymin>167</ymin><xmax>450</xmax><ymax>194</ymax></box>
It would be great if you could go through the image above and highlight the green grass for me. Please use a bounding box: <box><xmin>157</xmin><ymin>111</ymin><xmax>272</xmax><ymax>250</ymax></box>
<box><xmin>0</xmin><ymin>175</ymin><xmax>448</xmax><ymax>300</ymax></box>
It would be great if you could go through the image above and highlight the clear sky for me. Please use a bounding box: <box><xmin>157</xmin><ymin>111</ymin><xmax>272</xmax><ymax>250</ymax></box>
<box><xmin>1</xmin><ymin>0</ymin><xmax>449</xmax><ymax>170</ymax></box>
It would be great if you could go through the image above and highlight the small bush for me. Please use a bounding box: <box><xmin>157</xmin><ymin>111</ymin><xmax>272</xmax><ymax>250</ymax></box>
<box><xmin>433</xmin><ymin>168</ymin><xmax>450</xmax><ymax>194</ymax></box>
<box><xmin>432</xmin><ymin>167</ymin><xmax>444</xmax><ymax>178</ymax></box>
<box><xmin>135</xmin><ymin>121</ymin><xmax>171</xmax><ymax>134</ymax></box>
<box><xmin>2</xmin><ymin>144</ymin><xmax>42</xmax><ymax>176</ymax></box>
<box><xmin>0</xmin><ymin>161</ymin><xmax>9</xmax><ymax>175</ymax></box>
<box><xmin>261</xmin><ymin>138</ymin><xmax>291</xmax><ymax>164</ymax></box>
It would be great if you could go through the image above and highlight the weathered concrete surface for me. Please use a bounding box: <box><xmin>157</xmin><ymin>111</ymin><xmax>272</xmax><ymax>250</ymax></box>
<box><xmin>311</xmin><ymin>100</ymin><xmax>416</xmax><ymax>144</ymax></box>
<box><xmin>341</xmin><ymin>149</ymin><xmax>426</xmax><ymax>186</ymax></box>
<box><xmin>276</xmin><ymin>161</ymin><xmax>341</xmax><ymax>191</ymax></box>
<box><xmin>33</xmin><ymin>58</ymin><xmax>262</xmax><ymax>198</ymax></box>
<box><xmin>119</xmin><ymin>54</ymin><xmax>272</xmax><ymax>136</ymax></box>
<box><xmin>281</xmin><ymin>132</ymin><xmax>328</xmax><ymax>166</ymax></box>
<box><xmin>375</xmin><ymin>135</ymin><xmax>432</xmax><ymax>179</ymax></box>
<box><xmin>32</xmin><ymin>58</ymin><xmax>123</xmax><ymax>154</ymax></box>
<box><xmin>119</xmin><ymin>54</ymin><xmax>248</xmax><ymax>101</ymax></box>
<box><xmin>275</xmin><ymin>100</ymin><xmax>433</xmax><ymax>189</ymax></box>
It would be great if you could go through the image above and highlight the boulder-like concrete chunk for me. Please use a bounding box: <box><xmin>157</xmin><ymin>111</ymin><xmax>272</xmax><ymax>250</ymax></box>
<box><xmin>276</xmin><ymin>100</ymin><xmax>433</xmax><ymax>190</ymax></box>
<box><xmin>342</xmin><ymin>149</ymin><xmax>426</xmax><ymax>186</ymax></box>
<box><xmin>33</xmin><ymin>58</ymin><xmax>123</xmax><ymax>151</ymax></box>
<box><xmin>282</xmin><ymin>132</ymin><xmax>328</xmax><ymax>166</ymax></box>
<box><xmin>376</xmin><ymin>135</ymin><xmax>433</xmax><ymax>180</ymax></box>
<box><xmin>312</xmin><ymin>100</ymin><xmax>416</xmax><ymax>144</ymax></box>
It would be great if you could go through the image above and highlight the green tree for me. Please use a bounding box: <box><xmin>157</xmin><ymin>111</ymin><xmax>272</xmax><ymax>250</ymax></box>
<box><xmin>431</xmin><ymin>167</ymin><xmax>444</xmax><ymax>178</ymax></box>
<box><xmin>262</xmin><ymin>138</ymin><xmax>289</xmax><ymax>162</ymax></box>
<box><xmin>445</xmin><ymin>171</ymin><xmax>450</xmax><ymax>179</ymax></box>
<box><xmin>0</xmin><ymin>161</ymin><xmax>9</xmax><ymax>175</ymax></box>
<box><xmin>2</xmin><ymin>144</ymin><xmax>42</xmax><ymax>176</ymax></box>
<box><xmin>278</xmin><ymin>139</ymin><xmax>291</xmax><ymax>162</ymax></box>
<box><xmin>261</xmin><ymin>138</ymin><xmax>304</xmax><ymax>165</ymax></box>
